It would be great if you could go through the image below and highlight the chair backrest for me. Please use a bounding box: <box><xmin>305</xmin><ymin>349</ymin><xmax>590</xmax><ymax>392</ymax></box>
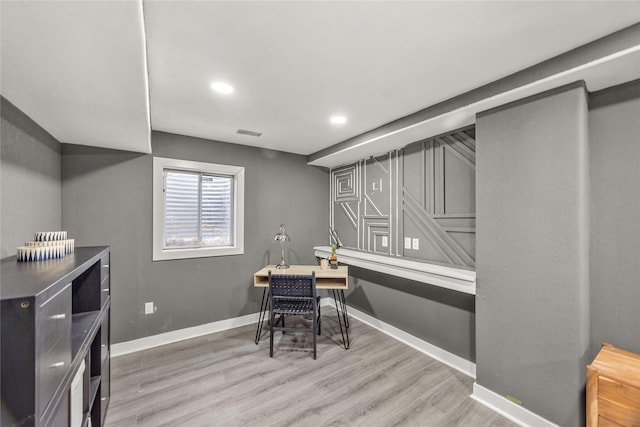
<box><xmin>268</xmin><ymin>271</ymin><xmax>317</xmax><ymax>301</ymax></box>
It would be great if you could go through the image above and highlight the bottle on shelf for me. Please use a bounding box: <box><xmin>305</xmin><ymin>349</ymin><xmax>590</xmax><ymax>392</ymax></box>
<box><xmin>330</xmin><ymin>245</ymin><xmax>338</xmax><ymax>269</ymax></box>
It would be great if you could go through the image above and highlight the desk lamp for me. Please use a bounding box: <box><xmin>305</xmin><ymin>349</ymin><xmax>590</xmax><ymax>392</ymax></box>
<box><xmin>273</xmin><ymin>224</ymin><xmax>290</xmax><ymax>269</ymax></box>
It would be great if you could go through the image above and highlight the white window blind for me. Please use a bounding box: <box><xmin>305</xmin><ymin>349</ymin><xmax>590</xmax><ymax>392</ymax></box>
<box><xmin>201</xmin><ymin>174</ymin><xmax>233</xmax><ymax>247</ymax></box>
<box><xmin>164</xmin><ymin>170</ymin><xmax>233</xmax><ymax>249</ymax></box>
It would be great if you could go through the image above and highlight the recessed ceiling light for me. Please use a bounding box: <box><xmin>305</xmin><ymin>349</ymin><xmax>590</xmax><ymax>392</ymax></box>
<box><xmin>211</xmin><ymin>81</ymin><xmax>234</xmax><ymax>94</ymax></box>
<box><xmin>330</xmin><ymin>115</ymin><xmax>347</xmax><ymax>125</ymax></box>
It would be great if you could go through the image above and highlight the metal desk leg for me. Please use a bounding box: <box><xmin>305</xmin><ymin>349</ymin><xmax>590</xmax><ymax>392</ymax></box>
<box><xmin>254</xmin><ymin>288</ymin><xmax>269</xmax><ymax>344</ymax></box>
<box><xmin>332</xmin><ymin>289</ymin><xmax>350</xmax><ymax>349</ymax></box>
<box><xmin>339</xmin><ymin>289</ymin><xmax>349</xmax><ymax>329</ymax></box>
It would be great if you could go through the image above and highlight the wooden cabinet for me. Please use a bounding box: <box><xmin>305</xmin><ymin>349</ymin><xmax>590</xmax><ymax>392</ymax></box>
<box><xmin>1</xmin><ymin>247</ymin><xmax>111</xmax><ymax>427</ymax></box>
<box><xmin>587</xmin><ymin>343</ymin><xmax>640</xmax><ymax>427</ymax></box>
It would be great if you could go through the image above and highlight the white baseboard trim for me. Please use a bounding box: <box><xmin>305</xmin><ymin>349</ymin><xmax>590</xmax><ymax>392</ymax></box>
<box><xmin>471</xmin><ymin>383</ymin><xmax>559</xmax><ymax>427</ymax></box>
<box><xmin>112</xmin><ymin>297</ymin><xmax>476</xmax><ymax>382</ymax></box>
<box><xmin>319</xmin><ymin>296</ymin><xmax>334</xmax><ymax>307</ymax></box>
<box><xmin>111</xmin><ymin>311</ymin><xmax>263</xmax><ymax>357</ymax></box>
<box><xmin>332</xmin><ymin>299</ymin><xmax>476</xmax><ymax>378</ymax></box>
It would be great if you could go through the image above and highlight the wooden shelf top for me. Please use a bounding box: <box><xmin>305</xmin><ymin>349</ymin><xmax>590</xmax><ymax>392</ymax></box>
<box><xmin>589</xmin><ymin>343</ymin><xmax>640</xmax><ymax>389</ymax></box>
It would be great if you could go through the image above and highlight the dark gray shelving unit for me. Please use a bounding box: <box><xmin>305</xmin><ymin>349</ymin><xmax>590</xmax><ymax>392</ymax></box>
<box><xmin>1</xmin><ymin>246</ymin><xmax>111</xmax><ymax>427</ymax></box>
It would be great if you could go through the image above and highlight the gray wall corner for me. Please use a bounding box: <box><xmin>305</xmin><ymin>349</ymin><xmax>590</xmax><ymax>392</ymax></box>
<box><xmin>1</xmin><ymin>96</ymin><xmax>62</xmax><ymax>258</ymax></box>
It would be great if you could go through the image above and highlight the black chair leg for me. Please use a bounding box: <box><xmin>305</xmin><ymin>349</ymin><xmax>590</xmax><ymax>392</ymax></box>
<box><xmin>318</xmin><ymin>299</ymin><xmax>322</xmax><ymax>335</ymax></box>
<box><xmin>269</xmin><ymin>327</ymin><xmax>274</xmax><ymax>357</ymax></box>
<box><xmin>313</xmin><ymin>319</ymin><xmax>317</xmax><ymax>360</ymax></box>
<box><xmin>269</xmin><ymin>313</ymin><xmax>276</xmax><ymax>357</ymax></box>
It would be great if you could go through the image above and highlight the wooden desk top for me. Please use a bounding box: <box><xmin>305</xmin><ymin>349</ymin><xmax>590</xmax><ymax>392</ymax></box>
<box><xmin>254</xmin><ymin>265</ymin><xmax>348</xmax><ymax>289</ymax></box>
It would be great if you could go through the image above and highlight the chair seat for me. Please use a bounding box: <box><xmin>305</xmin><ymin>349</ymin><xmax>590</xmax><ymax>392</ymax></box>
<box><xmin>272</xmin><ymin>297</ymin><xmax>315</xmax><ymax>315</ymax></box>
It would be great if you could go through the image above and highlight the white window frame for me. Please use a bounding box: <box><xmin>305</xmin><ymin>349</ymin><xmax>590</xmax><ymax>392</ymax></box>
<box><xmin>153</xmin><ymin>156</ymin><xmax>244</xmax><ymax>261</ymax></box>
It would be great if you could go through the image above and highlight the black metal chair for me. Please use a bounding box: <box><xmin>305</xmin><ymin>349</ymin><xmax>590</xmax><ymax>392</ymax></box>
<box><xmin>268</xmin><ymin>271</ymin><xmax>320</xmax><ymax>359</ymax></box>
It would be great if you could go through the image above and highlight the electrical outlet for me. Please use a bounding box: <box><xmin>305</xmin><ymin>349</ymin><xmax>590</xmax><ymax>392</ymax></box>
<box><xmin>381</xmin><ymin>236</ymin><xmax>388</xmax><ymax>247</ymax></box>
<box><xmin>145</xmin><ymin>302</ymin><xmax>154</xmax><ymax>315</ymax></box>
<box><xmin>412</xmin><ymin>238</ymin><xmax>419</xmax><ymax>250</ymax></box>
<box><xmin>404</xmin><ymin>237</ymin><xmax>412</xmax><ymax>249</ymax></box>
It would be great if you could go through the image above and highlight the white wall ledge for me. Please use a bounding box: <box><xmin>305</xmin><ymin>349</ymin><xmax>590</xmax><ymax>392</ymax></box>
<box><xmin>314</xmin><ymin>246</ymin><xmax>476</xmax><ymax>295</ymax></box>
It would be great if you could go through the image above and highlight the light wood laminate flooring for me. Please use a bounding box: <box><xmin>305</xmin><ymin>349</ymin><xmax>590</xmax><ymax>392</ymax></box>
<box><xmin>105</xmin><ymin>309</ymin><xmax>518</xmax><ymax>427</ymax></box>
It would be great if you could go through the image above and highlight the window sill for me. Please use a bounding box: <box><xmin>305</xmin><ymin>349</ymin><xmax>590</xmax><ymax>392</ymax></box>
<box><xmin>153</xmin><ymin>245</ymin><xmax>243</xmax><ymax>261</ymax></box>
<box><xmin>313</xmin><ymin>246</ymin><xmax>476</xmax><ymax>295</ymax></box>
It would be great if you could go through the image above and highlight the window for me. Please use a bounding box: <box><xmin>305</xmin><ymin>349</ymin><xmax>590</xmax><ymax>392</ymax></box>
<box><xmin>153</xmin><ymin>157</ymin><xmax>244</xmax><ymax>260</ymax></box>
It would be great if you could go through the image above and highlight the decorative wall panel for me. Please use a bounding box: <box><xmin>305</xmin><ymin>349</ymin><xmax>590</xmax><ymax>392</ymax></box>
<box><xmin>332</xmin><ymin>163</ymin><xmax>359</xmax><ymax>202</ymax></box>
<box><xmin>332</xmin><ymin>163</ymin><xmax>361</xmax><ymax>249</ymax></box>
<box><xmin>330</xmin><ymin>127</ymin><xmax>475</xmax><ymax>269</ymax></box>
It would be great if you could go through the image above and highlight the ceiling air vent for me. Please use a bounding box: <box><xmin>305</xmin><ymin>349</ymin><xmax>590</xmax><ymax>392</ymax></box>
<box><xmin>236</xmin><ymin>129</ymin><xmax>262</xmax><ymax>137</ymax></box>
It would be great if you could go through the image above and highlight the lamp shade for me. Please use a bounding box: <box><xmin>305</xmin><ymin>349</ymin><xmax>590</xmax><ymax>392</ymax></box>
<box><xmin>273</xmin><ymin>224</ymin><xmax>290</xmax><ymax>242</ymax></box>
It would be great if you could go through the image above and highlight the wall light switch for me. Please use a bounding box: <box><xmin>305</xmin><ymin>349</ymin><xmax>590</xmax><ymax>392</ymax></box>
<box><xmin>382</xmin><ymin>236</ymin><xmax>388</xmax><ymax>247</ymax></box>
<box><xmin>412</xmin><ymin>238</ymin><xmax>420</xmax><ymax>250</ymax></box>
<box><xmin>372</xmin><ymin>179</ymin><xmax>383</xmax><ymax>193</ymax></box>
<box><xmin>145</xmin><ymin>302</ymin><xmax>154</xmax><ymax>315</ymax></box>
<box><xmin>404</xmin><ymin>237</ymin><xmax>412</xmax><ymax>249</ymax></box>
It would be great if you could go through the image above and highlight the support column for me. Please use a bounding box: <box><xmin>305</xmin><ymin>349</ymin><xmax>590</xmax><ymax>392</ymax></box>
<box><xmin>475</xmin><ymin>82</ymin><xmax>589</xmax><ymax>426</ymax></box>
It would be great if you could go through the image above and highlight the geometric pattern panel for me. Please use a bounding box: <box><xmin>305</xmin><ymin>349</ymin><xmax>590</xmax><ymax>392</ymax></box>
<box><xmin>403</xmin><ymin>212</ymin><xmax>450</xmax><ymax>264</ymax></box>
<box><xmin>438</xmin><ymin>131</ymin><xmax>476</xmax><ymax>215</ymax></box>
<box><xmin>332</xmin><ymin>163</ymin><xmax>360</xmax><ymax>202</ymax></box>
<box><xmin>331</xmin><ymin>161</ymin><xmax>362</xmax><ymax>251</ymax></box>
<box><xmin>334</xmin><ymin>202</ymin><xmax>358</xmax><ymax>249</ymax></box>
<box><xmin>401</xmin><ymin>141</ymin><xmax>427</xmax><ymax>209</ymax></box>
<box><xmin>330</xmin><ymin>126</ymin><xmax>475</xmax><ymax>269</ymax></box>
<box><xmin>403</xmin><ymin>191</ymin><xmax>475</xmax><ymax>267</ymax></box>
<box><xmin>364</xmin><ymin>154</ymin><xmax>390</xmax><ymax>216</ymax></box>
<box><xmin>448</xmin><ymin>231</ymin><xmax>475</xmax><ymax>262</ymax></box>
<box><xmin>363</xmin><ymin>217</ymin><xmax>389</xmax><ymax>255</ymax></box>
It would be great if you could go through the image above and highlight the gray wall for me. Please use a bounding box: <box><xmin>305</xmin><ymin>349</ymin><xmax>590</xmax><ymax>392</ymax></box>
<box><xmin>589</xmin><ymin>80</ymin><xmax>640</xmax><ymax>357</ymax></box>
<box><xmin>346</xmin><ymin>267</ymin><xmax>476</xmax><ymax>361</ymax></box>
<box><xmin>476</xmin><ymin>83</ymin><xmax>590</xmax><ymax>427</ymax></box>
<box><xmin>62</xmin><ymin>131</ymin><xmax>329</xmax><ymax>344</ymax></box>
<box><xmin>1</xmin><ymin>96</ymin><xmax>62</xmax><ymax>258</ymax></box>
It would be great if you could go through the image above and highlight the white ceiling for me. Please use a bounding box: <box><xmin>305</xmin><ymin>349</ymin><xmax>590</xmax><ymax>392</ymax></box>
<box><xmin>1</xmin><ymin>0</ymin><xmax>151</xmax><ymax>153</ymax></box>
<box><xmin>2</xmin><ymin>1</ymin><xmax>640</xmax><ymax>162</ymax></box>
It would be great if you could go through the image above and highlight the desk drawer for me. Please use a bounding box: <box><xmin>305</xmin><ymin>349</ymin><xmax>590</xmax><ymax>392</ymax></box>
<box><xmin>598</xmin><ymin>376</ymin><xmax>640</xmax><ymax>426</ymax></box>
